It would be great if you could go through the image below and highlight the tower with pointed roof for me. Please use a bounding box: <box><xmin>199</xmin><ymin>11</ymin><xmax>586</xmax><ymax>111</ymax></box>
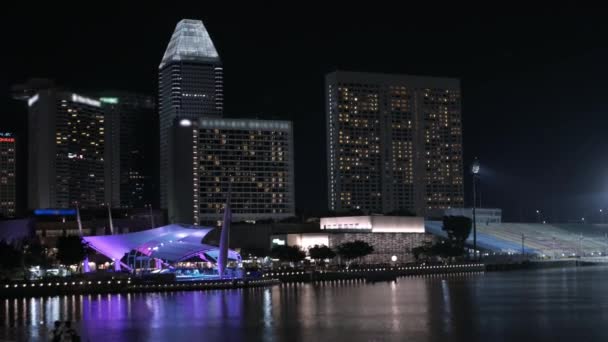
<box><xmin>159</xmin><ymin>19</ymin><xmax>224</xmax><ymax>216</ymax></box>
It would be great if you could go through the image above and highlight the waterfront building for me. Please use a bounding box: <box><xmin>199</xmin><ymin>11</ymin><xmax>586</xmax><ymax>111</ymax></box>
<box><xmin>326</xmin><ymin>71</ymin><xmax>464</xmax><ymax>216</ymax></box>
<box><xmin>0</xmin><ymin>132</ymin><xmax>16</xmax><ymax>217</ymax></box>
<box><xmin>169</xmin><ymin>117</ymin><xmax>295</xmax><ymax>225</ymax></box>
<box><xmin>100</xmin><ymin>93</ymin><xmax>157</xmax><ymax>209</ymax></box>
<box><xmin>272</xmin><ymin>215</ymin><xmax>432</xmax><ymax>263</ymax></box>
<box><xmin>23</xmin><ymin>86</ymin><xmax>105</xmax><ymax>209</ymax></box>
<box><xmin>159</xmin><ymin>19</ymin><xmax>224</xmax><ymax>211</ymax></box>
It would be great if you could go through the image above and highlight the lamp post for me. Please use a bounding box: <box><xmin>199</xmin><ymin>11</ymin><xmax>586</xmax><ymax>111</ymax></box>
<box><xmin>600</xmin><ymin>209</ymin><xmax>604</xmax><ymax>224</ymax></box>
<box><xmin>471</xmin><ymin>158</ymin><xmax>480</xmax><ymax>260</ymax></box>
<box><xmin>536</xmin><ymin>210</ymin><xmax>541</xmax><ymax>223</ymax></box>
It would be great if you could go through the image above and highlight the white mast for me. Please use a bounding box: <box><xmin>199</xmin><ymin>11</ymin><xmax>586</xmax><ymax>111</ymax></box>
<box><xmin>107</xmin><ymin>203</ymin><xmax>114</xmax><ymax>235</ymax></box>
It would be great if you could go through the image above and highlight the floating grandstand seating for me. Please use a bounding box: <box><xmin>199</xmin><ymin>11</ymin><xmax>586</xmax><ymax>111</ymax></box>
<box><xmin>425</xmin><ymin>221</ymin><xmax>608</xmax><ymax>257</ymax></box>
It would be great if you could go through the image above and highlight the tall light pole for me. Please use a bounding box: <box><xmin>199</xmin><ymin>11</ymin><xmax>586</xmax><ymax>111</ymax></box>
<box><xmin>536</xmin><ymin>210</ymin><xmax>541</xmax><ymax>223</ymax></box>
<box><xmin>600</xmin><ymin>209</ymin><xmax>604</xmax><ymax>224</ymax></box>
<box><xmin>472</xmin><ymin>158</ymin><xmax>480</xmax><ymax>260</ymax></box>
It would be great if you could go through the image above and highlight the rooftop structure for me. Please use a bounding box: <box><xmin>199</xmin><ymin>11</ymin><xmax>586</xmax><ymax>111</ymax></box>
<box><xmin>159</xmin><ymin>19</ymin><xmax>220</xmax><ymax>68</ymax></box>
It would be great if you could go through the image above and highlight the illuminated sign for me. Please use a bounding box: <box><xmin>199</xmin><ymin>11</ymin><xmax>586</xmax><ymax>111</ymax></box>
<box><xmin>179</xmin><ymin>119</ymin><xmax>192</xmax><ymax>127</ymax></box>
<box><xmin>28</xmin><ymin>94</ymin><xmax>39</xmax><ymax>107</ymax></box>
<box><xmin>71</xmin><ymin>93</ymin><xmax>101</xmax><ymax>107</ymax></box>
<box><xmin>320</xmin><ymin>216</ymin><xmax>425</xmax><ymax>233</ymax></box>
<box><xmin>0</xmin><ymin>138</ymin><xmax>15</xmax><ymax>143</ymax></box>
<box><xmin>99</xmin><ymin>97</ymin><xmax>119</xmax><ymax>104</ymax></box>
<box><xmin>34</xmin><ymin>209</ymin><xmax>77</xmax><ymax>216</ymax></box>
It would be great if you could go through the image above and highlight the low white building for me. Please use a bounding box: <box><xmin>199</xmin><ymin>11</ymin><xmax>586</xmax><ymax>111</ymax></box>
<box><xmin>272</xmin><ymin>216</ymin><xmax>432</xmax><ymax>263</ymax></box>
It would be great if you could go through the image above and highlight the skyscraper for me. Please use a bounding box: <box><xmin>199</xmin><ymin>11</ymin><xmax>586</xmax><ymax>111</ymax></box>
<box><xmin>170</xmin><ymin>117</ymin><xmax>295</xmax><ymax>225</ymax></box>
<box><xmin>23</xmin><ymin>86</ymin><xmax>105</xmax><ymax>209</ymax></box>
<box><xmin>100</xmin><ymin>93</ymin><xmax>157</xmax><ymax>209</ymax></box>
<box><xmin>326</xmin><ymin>71</ymin><xmax>464</xmax><ymax>216</ymax></box>
<box><xmin>159</xmin><ymin>19</ymin><xmax>224</xmax><ymax>210</ymax></box>
<box><xmin>0</xmin><ymin>132</ymin><xmax>16</xmax><ymax>218</ymax></box>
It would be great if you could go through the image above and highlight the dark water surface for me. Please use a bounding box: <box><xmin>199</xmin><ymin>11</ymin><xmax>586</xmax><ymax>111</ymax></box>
<box><xmin>1</xmin><ymin>266</ymin><xmax>607</xmax><ymax>341</ymax></box>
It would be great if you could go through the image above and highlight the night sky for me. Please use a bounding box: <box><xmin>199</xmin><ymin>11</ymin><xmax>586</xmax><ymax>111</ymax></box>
<box><xmin>2</xmin><ymin>6</ymin><xmax>607</xmax><ymax>222</ymax></box>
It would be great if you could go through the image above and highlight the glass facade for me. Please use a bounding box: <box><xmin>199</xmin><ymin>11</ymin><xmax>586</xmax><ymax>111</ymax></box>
<box><xmin>102</xmin><ymin>93</ymin><xmax>157</xmax><ymax>209</ymax></box>
<box><xmin>159</xmin><ymin>19</ymin><xmax>223</xmax><ymax>210</ymax></box>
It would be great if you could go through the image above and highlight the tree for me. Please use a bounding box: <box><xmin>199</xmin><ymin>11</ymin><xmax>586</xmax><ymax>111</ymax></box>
<box><xmin>55</xmin><ymin>235</ymin><xmax>88</xmax><ymax>266</ymax></box>
<box><xmin>336</xmin><ymin>240</ymin><xmax>374</xmax><ymax>264</ymax></box>
<box><xmin>270</xmin><ymin>245</ymin><xmax>306</xmax><ymax>263</ymax></box>
<box><xmin>308</xmin><ymin>245</ymin><xmax>336</xmax><ymax>263</ymax></box>
<box><xmin>412</xmin><ymin>240</ymin><xmax>464</xmax><ymax>262</ymax></box>
<box><xmin>23</xmin><ymin>237</ymin><xmax>50</xmax><ymax>267</ymax></box>
<box><xmin>429</xmin><ymin>216</ymin><xmax>473</xmax><ymax>259</ymax></box>
<box><xmin>442</xmin><ymin>216</ymin><xmax>472</xmax><ymax>247</ymax></box>
<box><xmin>0</xmin><ymin>240</ymin><xmax>22</xmax><ymax>270</ymax></box>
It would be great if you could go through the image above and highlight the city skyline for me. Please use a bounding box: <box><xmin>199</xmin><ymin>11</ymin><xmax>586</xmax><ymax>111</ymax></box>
<box><xmin>2</xmin><ymin>8</ymin><xmax>607</xmax><ymax>221</ymax></box>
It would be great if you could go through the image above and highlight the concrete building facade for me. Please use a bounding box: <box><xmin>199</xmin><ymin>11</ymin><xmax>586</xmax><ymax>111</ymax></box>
<box><xmin>170</xmin><ymin>117</ymin><xmax>295</xmax><ymax>225</ymax></box>
<box><xmin>0</xmin><ymin>132</ymin><xmax>16</xmax><ymax>217</ymax></box>
<box><xmin>25</xmin><ymin>89</ymin><xmax>105</xmax><ymax>209</ymax></box>
<box><xmin>326</xmin><ymin>71</ymin><xmax>464</xmax><ymax>216</ymax></box>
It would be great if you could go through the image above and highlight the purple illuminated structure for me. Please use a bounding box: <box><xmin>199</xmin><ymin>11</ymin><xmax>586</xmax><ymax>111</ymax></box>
<box><xmin>83</xmin><ymin>224</ymin><xmax>241</xmax><ymax>273</ymax></box>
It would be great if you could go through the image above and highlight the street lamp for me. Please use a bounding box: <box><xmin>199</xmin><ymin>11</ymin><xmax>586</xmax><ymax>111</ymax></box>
<box><xmin>600</xmin><ymin>209</ymin><xmax>604</xmax><ymax>224</ymax></box>
<box><xmin>471</xmin><ymin>158</ymin><xmax>480</xmax><ymax>260</ymax></box>
<box><xmin>536</xmin><ymin>210</ymin><xmax>541</xmax><ymax>223</ymax></box>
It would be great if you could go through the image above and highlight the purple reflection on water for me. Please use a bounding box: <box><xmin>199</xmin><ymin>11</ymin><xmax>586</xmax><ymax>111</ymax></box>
<box><xmin>2</xmin><ymin>267</ymin><xmax>608</xmax><ymax>341</ymax></box>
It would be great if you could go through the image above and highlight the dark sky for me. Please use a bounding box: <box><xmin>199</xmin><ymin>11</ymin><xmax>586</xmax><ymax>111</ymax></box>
<box><xmin>2</xmin><ymin>5</ymin><xmax>607</xmax><ymax>222</ymax></box>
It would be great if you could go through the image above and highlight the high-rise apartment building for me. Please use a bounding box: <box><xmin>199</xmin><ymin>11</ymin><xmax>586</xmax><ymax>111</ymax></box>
<box><xmin>0</xmin><ymin>132</ymin><xmax>16</xmax><ymax>217</ymax></box>
<box><xmin>170</xmin><ymin>118</ymin><xmax>295</xmax><ymax>225</ymax></box>
<box><xmin>159</xmin><ymin>19</ymin><xmax>224</xmax><ymax>210</ymax></box>
<box><xmin>24</xmin><ymin>87</ymin><xmax>105</xmax><ymax>209</ymax></box>
<box><xmin>326</xmin><ymin>71</ymin><xmax>463</xmax><ymax>216</ymax></box>
<box><xmin>101</xmin><ymin>93</ymin><xmax>157</xmax><ymax>209</ymax></box>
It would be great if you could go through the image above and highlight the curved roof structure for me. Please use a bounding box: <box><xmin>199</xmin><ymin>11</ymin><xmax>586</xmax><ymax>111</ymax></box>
<box><xmin>83</xmin><ymin>224</ymin><xmax>240</xmax><ymax>264</ymax></box>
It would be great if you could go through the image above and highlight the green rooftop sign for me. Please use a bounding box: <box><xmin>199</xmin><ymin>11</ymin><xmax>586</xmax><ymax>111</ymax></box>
<box><xmin>99</xmin><ymin>97</ymin><xmax>119</xmax><ymax>104</ymax></box>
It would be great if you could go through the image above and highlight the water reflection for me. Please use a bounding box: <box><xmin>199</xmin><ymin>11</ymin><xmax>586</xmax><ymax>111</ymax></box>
<box><xmin>1</xmin><ymin>267</ymin><xmax>608</xmax><ymax>341</ymax></box>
